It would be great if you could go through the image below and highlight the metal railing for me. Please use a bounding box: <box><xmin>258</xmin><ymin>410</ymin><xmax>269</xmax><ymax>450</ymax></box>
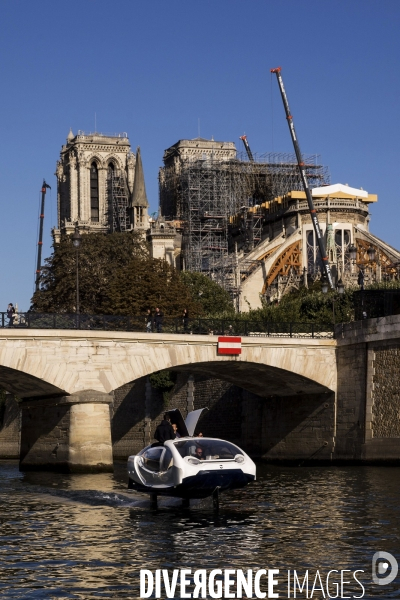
<box><xmin>0</xmin><ymin>312</ymin><xmax>334</xmax><ymax>339</ymax></box>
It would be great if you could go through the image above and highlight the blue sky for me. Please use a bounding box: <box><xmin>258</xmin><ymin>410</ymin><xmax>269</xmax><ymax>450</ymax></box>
<box><xmin>1</xmin><ymin>0</ymin><xmax>399</xmax><ymax>310</ymax></box>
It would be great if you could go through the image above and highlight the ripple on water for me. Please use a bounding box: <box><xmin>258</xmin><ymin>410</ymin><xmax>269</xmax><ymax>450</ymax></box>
<box><xmin>0</xmin><ymin>462</ymin><xmax>399</xmax><ymax>598</ymax></box>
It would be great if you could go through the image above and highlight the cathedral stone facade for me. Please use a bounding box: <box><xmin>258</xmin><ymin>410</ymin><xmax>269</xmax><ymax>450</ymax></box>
<box><xmin>53</xmin><ymin>130</ymin><xmax>148</xmax><ymax>241</ymax></box>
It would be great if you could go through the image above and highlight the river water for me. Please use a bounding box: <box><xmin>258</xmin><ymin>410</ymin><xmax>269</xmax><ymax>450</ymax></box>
<box><xmin>0</xmin><ymin>460</ymin><xmax>399</xmax><ymax>599</ymax></box>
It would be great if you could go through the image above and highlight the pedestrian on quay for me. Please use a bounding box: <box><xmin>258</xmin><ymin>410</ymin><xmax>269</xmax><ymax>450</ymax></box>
<box><xmin>154</xmin><ymin>307</ymin><xmax>164</xmax><ymax>333</ymax></box>
<box><xmin>182</xmin><ymin>308</ymin><xmax>189</xmax><ymax>333</ymax></box>
<box><xmin>145</xmin><ymin>309</ymin><xmax>153</xmax><ymax>333</ymax></box>
<box><xmin>7</xmin><ymin>303</ymin><xmax>15</xmax><ymax>327</ymax></box>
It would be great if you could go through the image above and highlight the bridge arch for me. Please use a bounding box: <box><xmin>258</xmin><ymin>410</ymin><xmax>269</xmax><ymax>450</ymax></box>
<box><xmin>0</xmin><ymin>365</ymin><xmax>67</xmax><ymax>398</ymax></box>
<box><xmin>169</xmin><ymin>360</ymin><xmax>332</xmax><ymax>397</ymax></box>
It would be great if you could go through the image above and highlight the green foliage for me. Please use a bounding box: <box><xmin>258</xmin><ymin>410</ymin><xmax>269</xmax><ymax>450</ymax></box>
<box><xmin>31</xmin><ymin>232</ymin><xmax>201</xmax><ymax>317</ymax></box>
<box><xmin>32</xmin><ymin>232</ymin><xmax>148</xmax><ymax>313</ymax></box>
<box><xmin>245</xmin><ymin>282</ymin><xmax>356</xmax><ymax>326</ymax></box>
<box><xmin>31</xmin><ymin>229</ymin><xmax>363</xmax><ymax>326</ymax></box>
<box><xmin>103</xmin><ymin>258</ymin><xmax>199</xmax><ymax>317</ymax></box>
<box><xmin>149</xmin><ymin>370</ymin><xmax>177</xmax><ymax>407</ymax></box>
<box><xmin>180</xmin><ymin>271</ymin><xmax>234</xmax><ymax>316</ymax></box>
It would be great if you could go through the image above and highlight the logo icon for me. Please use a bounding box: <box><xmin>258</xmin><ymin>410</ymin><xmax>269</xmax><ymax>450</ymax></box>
<box><xmin>372</xmin><ymin>551</ymin><xmax>398</xmax><ymax>586</ymax></box>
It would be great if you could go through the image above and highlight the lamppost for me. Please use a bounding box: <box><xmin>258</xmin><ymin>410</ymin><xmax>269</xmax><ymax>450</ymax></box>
<box><xmin>321</xmin><ymin>275</ymin><xmax>345</xmax><ymax>325</ymax></box>
<box><xmin>348</xmin><ymin>242</ymin><xmax>376</xmax><ymax>289</ymax></box>
<box><xmin>72</xmin><ymin>226</ymin><xmax>82</xmax><ymax>324</ymax></box>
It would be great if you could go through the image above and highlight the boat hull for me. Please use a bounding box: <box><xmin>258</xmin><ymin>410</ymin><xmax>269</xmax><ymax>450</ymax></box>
<box><xmin>129</xmin><ymin>469</ymin><xmax>255</xmax><ymax>499</ymax></box>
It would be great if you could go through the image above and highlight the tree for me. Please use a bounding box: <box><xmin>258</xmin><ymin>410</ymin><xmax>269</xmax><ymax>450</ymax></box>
<box><xmin>31</xmin><ymin>232</ymin><xmax>202</xmax><ymax>317</ymax></box>
<box><xmin>103</xmin><ymin>257</ymin><xmax>201</xmax><ymax>316</ymax></box>
<box><xmin>179</xmin><ymin>271</ymin><xmax>234</xmax><ymax>316</ymax></box>
<box><xmin>149</xmin><ymin>370</ymin><xmax>177</xmax><ymax>406</ymax></box>
<box><xmin>32</xmin><ymin>232</ymin><xmax>148</xmax><ymax>313</ymax></box>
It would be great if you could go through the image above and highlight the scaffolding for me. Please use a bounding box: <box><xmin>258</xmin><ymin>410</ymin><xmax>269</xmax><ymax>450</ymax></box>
<box><xmin>247</xmin><ymin>152</ymin><xmax>330</xmax><ymax>200</ymax></box>
<box><xmin>159</xmin><ymin>152</ymin><xmax>329</xmax><ymax>294</ymax></box>
<box><xmin>107</xmin><ymin>170</ymin><xmax>131</xmax><ymax>232</ymax></box>
<box><xmin>160</xmin><ymin>152</ymin><xmax>329</xmax><ymax>220</ymax></box>
<box><xmin>181</xmin><ymin>157</ymin><xmax>238</xmax><ymax>290</ymax></box>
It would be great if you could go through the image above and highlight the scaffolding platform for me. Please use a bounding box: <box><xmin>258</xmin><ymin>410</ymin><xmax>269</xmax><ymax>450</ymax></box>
<box><xmin>107</xmin><ymin>171</ymin><xmax>131</xmax><ymax>232</ymax></box>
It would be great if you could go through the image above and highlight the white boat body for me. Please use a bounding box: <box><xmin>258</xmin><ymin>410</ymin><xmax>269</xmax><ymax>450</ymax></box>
<box><xmin>127</xmin><ymin>409</ymin><xmax>256</xmax><ymax>499</ymax></box>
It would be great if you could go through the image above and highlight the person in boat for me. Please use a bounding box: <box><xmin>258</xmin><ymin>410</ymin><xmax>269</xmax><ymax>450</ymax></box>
<box><xmin>172</xmin><ymin>423</ymin><xmax>181</xmax><ymax>439</ymax></box>
<box><xmin>194</xmin><ymin>446</ymin><xmax>206</xmax><ymax>460</ymax></box>
<box><xmin>154</xmin><ymin>413</ymin><xmax>175</xmax><ymax>444</ymax></box>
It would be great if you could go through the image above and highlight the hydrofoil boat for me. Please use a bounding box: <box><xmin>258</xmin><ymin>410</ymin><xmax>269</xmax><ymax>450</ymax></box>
<box><xmin>127</xmin><ymin>408</ymin><xmax>256</xmax><ymax>506</ymax></box>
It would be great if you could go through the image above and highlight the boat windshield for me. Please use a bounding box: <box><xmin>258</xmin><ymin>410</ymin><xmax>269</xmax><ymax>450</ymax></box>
<box><xmin>140</xmin><ymin>446</ymin><xmax>173</xmax><ymax>473</ymax></box>
<box><xmin>173</xmin><ymin>439</ymin><xmax>243</xmax><ymax>460</ymax></box>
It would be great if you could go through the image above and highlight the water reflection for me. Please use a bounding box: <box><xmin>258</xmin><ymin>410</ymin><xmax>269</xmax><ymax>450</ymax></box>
<box><xmin>0</xmin><ymin>461</ymin><xmax>399</xmax><ymax>598</ymax></box>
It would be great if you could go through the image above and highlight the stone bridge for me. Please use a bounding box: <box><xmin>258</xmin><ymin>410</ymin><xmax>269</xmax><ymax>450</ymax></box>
<box><xmin>0</xmin><ymin>318</ymin><xmax>399</xmax><ymax>471</ymax></box>
<box><xmin>0</xmin><ymin>329</ymin><xmax>336</xmax><ymax>399</ymax></box>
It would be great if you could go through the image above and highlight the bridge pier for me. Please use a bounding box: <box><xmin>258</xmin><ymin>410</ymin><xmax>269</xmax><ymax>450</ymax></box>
<box><xmin>19</xmin><ymin>390</ymin><xmax>113</xmax><ymax>473</ymax></box>
<box><xmin>0</xmin><ymin>392</ymin><xmax>20</xmax><ymax>458</ymax></box>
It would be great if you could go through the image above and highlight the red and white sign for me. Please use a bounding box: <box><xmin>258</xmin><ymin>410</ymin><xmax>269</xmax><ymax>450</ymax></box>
<box><xmin>217</xmin><ymin>336</ymin><xmax>242</xmax><ymax>355</ymax></box>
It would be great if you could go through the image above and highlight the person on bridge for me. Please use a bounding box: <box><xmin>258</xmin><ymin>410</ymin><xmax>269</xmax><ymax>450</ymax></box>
<box><xmin>182</xmin><ymin>308</ymin><xmax>189</xmax><ymax>333</ymax></box>
<box><xmin>7</xmin><ymin>303</ymin><xmax>15</xmax><ymax>327</ymax></box>
<box><xmin>145</xmin><ymin>309</ymin><xmax>153</xmax><ymax>333</ymax></box>
<box><xmin>154</xmin><ymin>413</ymin><xmax>175</xmax><ymax>444</ymax></box>
<box><xmin>154</xmin><ymin>308</ymin><xmax>164</xmax><ymax>333</ymax></box>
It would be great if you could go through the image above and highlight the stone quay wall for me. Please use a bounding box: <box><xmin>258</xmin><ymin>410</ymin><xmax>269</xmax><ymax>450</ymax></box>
<box><xmin>336</xmin><ymin>315</ymin><xmax>400</xmax><ymax>462</ymax></box>
<box><xmin>372</xmin><ymin>345</ymin><xmax>400</xmax><ymax>438</ymax></box>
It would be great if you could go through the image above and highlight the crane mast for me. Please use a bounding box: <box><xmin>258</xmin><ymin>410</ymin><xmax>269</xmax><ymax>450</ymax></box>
<box><xmin>239</xmin><ymin>135</ymin><xmax>254</xmax><ymax>162</ymax></box>
<box><xmin>35</xmin><ymin>180</ymin><xmax>51</xmax><ymax>292</ymax></box>
<box><xmin>270</xmin><ymin>67</ymin><xmax>334</xmax><ymax>289</ymax></box>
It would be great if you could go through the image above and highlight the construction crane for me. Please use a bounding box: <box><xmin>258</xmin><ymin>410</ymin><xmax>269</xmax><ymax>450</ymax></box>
<box><xmin>270</xmin><ymin>67</ymin><xmax>334</xmax><ymax>289</ymax></box>
<box><xmin>239</xmin><ymin>135</ymin><xmax>254</xmax><ymax>162</ymax></box>
<box><xmin>35</xmin><ymin>180</ymin><xmax>51</xmax><ymax>292</ymax></box>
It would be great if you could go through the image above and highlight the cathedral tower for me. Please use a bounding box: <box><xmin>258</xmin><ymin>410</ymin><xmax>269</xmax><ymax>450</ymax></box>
<box><xmin>53</xmin><ymin>130</ymin><xmax>147</xmax><ymax>241</ymax></box>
